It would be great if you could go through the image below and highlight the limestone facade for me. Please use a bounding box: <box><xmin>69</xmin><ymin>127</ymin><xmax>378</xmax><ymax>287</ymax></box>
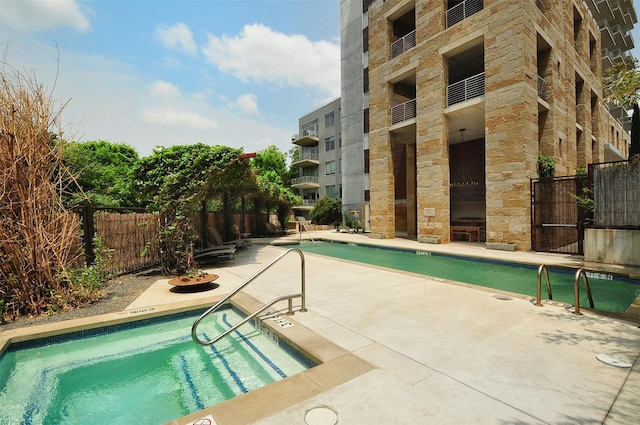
<box><xmin>366</xmin><ymin>0</ymin><xmax>630</xmax><ymax>250</ymax></box>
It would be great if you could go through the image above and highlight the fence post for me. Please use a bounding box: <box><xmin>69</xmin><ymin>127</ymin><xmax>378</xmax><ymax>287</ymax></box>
<box><xmin>82</xmin><ymin>205</ymin><xmax>95</xmax><ymax>266</ymax></box>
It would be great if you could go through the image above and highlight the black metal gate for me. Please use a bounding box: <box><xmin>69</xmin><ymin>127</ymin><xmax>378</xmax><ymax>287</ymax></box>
<box><xmin>531</xmin><ymin>176</ymin><xmax>588</xmax><ymax>255</ymax></box>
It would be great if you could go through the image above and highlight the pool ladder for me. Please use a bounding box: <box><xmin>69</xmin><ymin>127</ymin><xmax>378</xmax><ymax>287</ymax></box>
<box><xmin>535</xmin><ymin>265</ymin><xmax>594</xmax><ymax>314</ymax></box>
<box><xmin>191</xmin><ymin>248</ymin><xmax>307</xmax><ymax>346</ymax></box>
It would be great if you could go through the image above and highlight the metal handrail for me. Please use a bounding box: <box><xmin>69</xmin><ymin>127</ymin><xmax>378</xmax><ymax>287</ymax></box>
<box><xmin>298</xmin><ymin>220</ymin><xmax>315</xmax><ymax>243</ymax></box>
<box><xmin>534</xmin><ymin>265</ymin><xmax>595</xmax><ymax>314</ymax></box>
<box><xmin>534</xmin><ymin>264</ymin><xmax>553</xmax><ymax>306</ymax></box>
<box><xmin>191</xmin><ymin>248</ymin><xmax>307</xmax><ymax>346</ymax></box>
<box><xmin>572</xmin><ymin>268</ymin><xmax>594</xmax><ymax>315</ymax></box>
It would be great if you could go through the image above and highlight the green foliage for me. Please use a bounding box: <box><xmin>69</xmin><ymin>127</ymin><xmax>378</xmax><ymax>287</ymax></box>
<box><xmin>310</xmin><ymin>197</ymin><xmax>342</xmax><ymax>225</ymax></box>
<box><xmin>602</xmin><ymin>57</ymin><xmax>640</xmax><ymax>107</ymax></box>
<box><xmin>575</xmin><ymin>167</ymin><xmax>587</xmax><ymax>178</ymax></box>
<box><xmin>55</xmin><ymin>238</ymin><xmax>113</xmax><ymax>312</ymax></box>
<box><xmin>537</xmin><ymin>154</ymin><xmax>555</xmax><ymax>179</ymax></box>
<box><xmin>131</xmin><ymin>144</ymin><xmax>255</xmax><ymax>274</ymax></box>
<box><xmin>253</xmin><ymin>145</ymin><xmax>289</xmax><ymax>184</ymax></box>
<box><xmin>63</xmin><ymin>140</ymin><xmax>139</xmax><ymax>207</ymax></box>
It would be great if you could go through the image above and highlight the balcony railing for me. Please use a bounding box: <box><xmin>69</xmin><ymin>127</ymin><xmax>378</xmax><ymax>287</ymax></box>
<box><xmin>301</xmin><ymin>199</ymin><xmax>316</xmax><ymax>207</ymax></box>
<box><xmin>298</xmin><ymin>151</ymin><xmax>318</xmax><ymax>162</ymax></box>
<box><xmin>537</xmin><ymin>75</ymin><xmax>547</xmax><ymax>101</ymax></box>
<box><xmin>446</xmin><ymin>72</ymin><xmax>485</xmax><ymax>107</ymax></box>
<box><xmin>391</xmin><ymin>98</ymin><xmax>417</xmax><ymax>125</ymax></box>
<box><xmin>391</xmin><ymin>30</ymin><xmax>417</xmax><ymax>58</ymax></box>
<box><xmin>291</xmin><ymin>129</ymin><xmax>319</xmax><ymax>141</ymax></box>
<box><xmin>291</xmin><ymin>176</ymin><xmax>318</xmax><ymax>186</ymax></box>
<box><xmin>446</xmin><ymin>0</ymin><xmax>483</xmax><ymax>28</ymax></box>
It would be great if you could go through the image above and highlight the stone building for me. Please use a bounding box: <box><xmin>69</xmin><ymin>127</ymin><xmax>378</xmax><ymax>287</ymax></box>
<box><xmin>358</xmin><ymin>0</ymin><xmax>634</xmax><ymax>249</ymax></box>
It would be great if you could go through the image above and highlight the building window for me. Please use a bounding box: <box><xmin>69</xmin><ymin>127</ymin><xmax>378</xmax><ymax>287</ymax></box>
<box><xmin>325</xmin><ymin>136</ymin><xmax>335</xmax><ymax>151</ymax></box>
<box><xmin>325</xmin><ymin>111</ymin><xmax>335</xmax><ymax>127</ymax></box>
<box><xmin>364</xmin><ymin>149</ymin><xmax>370</xmax><ymax>173</ymax></box>
<box><xmin>302</xmin><ymin>118</ymin><xmax>318</xmax><ymax>137</ymax></box>
<box><xmin>326</xmin><ymin>185</ymin><xmax>336</xmax><ymax>198</ymax></box>
<box><xmin>325</xmin><ymin>160</ymin><xmax>336</xmax><ymax>175</ymax></box>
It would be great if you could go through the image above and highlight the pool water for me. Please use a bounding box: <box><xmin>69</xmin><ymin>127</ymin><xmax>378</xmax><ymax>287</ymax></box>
<box><xmin>292</xmin><ymin>241</ymin><xmax>640</xmax><ymax>313</ymax></box>
<box><xmin>0</xmin><ymin>306</ymin><xmax>314</xmax><ymax>425</ymax></box>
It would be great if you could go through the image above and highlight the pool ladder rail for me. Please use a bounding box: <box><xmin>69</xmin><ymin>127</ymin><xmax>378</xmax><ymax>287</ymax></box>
<box><xmin>191</xmin><ymin>248</ymin><xmax>307</xmax><ymax>346</ymax></box>
<box><xmin>535</xmin><ymin>265</ymin><xmax>594</xmax><ymax>315</ymax></box>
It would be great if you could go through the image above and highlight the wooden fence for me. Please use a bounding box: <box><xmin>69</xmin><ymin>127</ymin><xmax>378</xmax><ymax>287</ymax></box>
<box><xmin>95</xmin><ymin>211</ymin><xmax>161</xmax><ymax>274</ymax></box>
<box><xmin>77</xmin><ymin>206</ymin><xmax>271</xmax><ymax>274</ymax></box>
<box><xmin>591</xmin><ymin>161</ymin><xmax>640</xmax><ymax>228</ymax></box>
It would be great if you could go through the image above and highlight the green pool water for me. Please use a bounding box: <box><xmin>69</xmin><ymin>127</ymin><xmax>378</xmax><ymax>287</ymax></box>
<box><xmin>290</xmin><ymin>241</ymin><xmax>640</xmax><ymax>313</ymax></box>
<box><xmin>0</xmin><ymin>307</ymin><xmax>313</xmax><ymax>425</ymax></box>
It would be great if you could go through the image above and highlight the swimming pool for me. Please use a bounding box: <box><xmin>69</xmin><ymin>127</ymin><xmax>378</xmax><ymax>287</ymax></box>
<box><xmin>0</xmin><ymin>305</ymin><xmax>315</xmax><ymax>425</ymax></box>
<box><xmin>286</xmin><ymin>240</ymin><xmax>640</xmax><ymax>314</ymax></box>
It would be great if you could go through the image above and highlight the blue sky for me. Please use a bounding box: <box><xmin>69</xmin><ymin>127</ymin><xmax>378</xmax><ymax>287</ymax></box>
<box><xmin>0</xmin><ymin>0</ymin><xmax>340</xmax><ymax>157</ymax></box>
<box><xmin>1</xmin><ymin>1</ymin><xmax>639</xmax><ymax>158</ymax></box>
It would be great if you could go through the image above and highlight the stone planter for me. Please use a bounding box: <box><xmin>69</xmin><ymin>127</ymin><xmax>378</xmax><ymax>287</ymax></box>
<box><xmin>486</xmin><ymin>242</ymin><xmax>516</xmax><ymax>252</ymax></box>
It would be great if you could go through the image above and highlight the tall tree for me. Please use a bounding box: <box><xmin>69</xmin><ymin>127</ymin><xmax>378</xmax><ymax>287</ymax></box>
<box><xmin>63</xmin><ymin>140</ymin><xmax>139</xmax><ymax>206</ymax></box>
<box><xmin>602</xmin><ymin>57</ymin><xmax>640</xmax><ymax>159</ymax></box>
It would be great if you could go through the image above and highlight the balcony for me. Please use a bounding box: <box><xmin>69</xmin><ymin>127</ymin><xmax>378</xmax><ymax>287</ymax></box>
<box><xmin>391</xmin><ymin>98</ymin><xmax>417</xmax><ymax>125</ymax></box>
<box><xmin>446</xmin><ymin>72</ymin><xmax>485</xmax><ymax>107</ymax></box>
<box><xmin>446</xmin><ymin>0</ymin><xmax>484</xmax><ymax>28</ymax></box>
<box><xmin>291</xmin><ymin>176</ymin><xmax>319</xmax><ymax>189</ymax></box>
<box><xmin>293</xmin><ymin>199</ymin><xmax>316</xmax><ymax>210</ymax></box>
<box><xmin>537</xmin><ymin>75</ymin><xmax>548</xmax><ymax>101</ymax></box>
<box><xmin>391</xmin><ymin>30</ymin><xmax>417</xmax><ymax>59</ymax></box>
<box><xmin>291</xmin><ymin>129</ymin><xmax>319</xmax><ymax>147</ymax></box>
<box><xmin>292</xmin><ymin>151</ymin><xmax>319</xmax><ymax>168</ymax></box>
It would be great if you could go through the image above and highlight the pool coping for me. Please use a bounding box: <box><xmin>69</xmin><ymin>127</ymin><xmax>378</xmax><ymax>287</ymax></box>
<box><xmin>0</xmin><ymin>291</ymin><xmax>376</xmax><ymax>425</ymax></box>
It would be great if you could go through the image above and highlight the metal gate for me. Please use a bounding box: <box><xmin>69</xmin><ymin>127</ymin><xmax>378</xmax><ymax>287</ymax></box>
<box><xmin>531</xmin><ymin>176</ymin><xmax>588</xmax><ymax>255</ymax></box>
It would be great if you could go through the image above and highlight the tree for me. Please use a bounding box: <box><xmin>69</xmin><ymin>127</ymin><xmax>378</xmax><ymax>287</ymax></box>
<box><xmin>252</xmin><ymin>145</ymin><xmax>301</xmax><ymax>228</ymax></box>
<box><xmin>602</xmin><ymin>57</ymin><xmax>640</xmax><ymax>159</ymax></box>
<box><xmin>63</xmin><ymin>140</ymin><xmax>140</xmax><ymax>207</ymax></box>
<box><xmin>310</xmin><ymin>196</ymin><xmax>342</xmax><ymax>225</ymax></box>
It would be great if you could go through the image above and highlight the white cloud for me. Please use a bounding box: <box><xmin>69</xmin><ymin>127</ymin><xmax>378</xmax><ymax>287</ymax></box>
<box><xmin>232</xmin><ymin>94</ymin><xmax>259</xmax><ymax>116</ymax></box>
<box><xmin>0</xmin><ymin>0</ymin><xmax>90</xmax><ymax>32</ymax></box>
<box><xmin>156</xmin><ymin>22</ymin><xmax>197</xmax><ymax>56</ymax></box>
<box><xmin>141</xmin><ymin>108</ymin><xmax>218</xmax><ymax>130</ymax></box>
<box><xmin>202</xmin><ymin>23</ymin><xmax>340</xmax><ymax>96</ymax></box>
<box><xmin>148</xmin><ymin>80</ymin><xmax>181</xmax><ymax>99</ymax></box>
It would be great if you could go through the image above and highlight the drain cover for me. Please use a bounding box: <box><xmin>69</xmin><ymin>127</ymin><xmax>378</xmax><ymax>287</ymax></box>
<box><xmin>492</xmin><ymin>295</ymin><xmax>512</xmax><ymax>301</ymax></box>
<box><xmin>305</xmin><ymin>407</ymin><xmax>337</xmax><ymax>425</ymax></box>
<box><xmin>596</xmin><ymin>354</ymin><xmax>632</xmax><ymax>368</ymax></box>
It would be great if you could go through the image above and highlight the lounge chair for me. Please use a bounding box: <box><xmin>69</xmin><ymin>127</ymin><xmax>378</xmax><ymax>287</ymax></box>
<box><xmin>265</xmin><ymin>222</ymin><xmax>285</xmax><ymax>236</ymax></box>
<box><xmin>208</xmin><ymin>226</ymin><xmax>248</xmax><ymax>249</ymax></box>
<box><xmin>193</xmin><ymin>245</ymin><xmax>236</xmax><ymax>264</ymax></box>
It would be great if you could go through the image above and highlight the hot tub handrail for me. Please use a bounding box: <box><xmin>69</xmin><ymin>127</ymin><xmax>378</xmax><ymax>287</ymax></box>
<box><xmin>572</xmin><ymin>268</ymin><xmax>594</xmax><ymax>315</ymax></box>
<box><xmin>535</xmin><ymin>264</ymin><xmax>553</xmax><ymax>307</ymax></box>
<box><xmin>191</xmin><ymin>248</ymin><xmax>307</xmax><ymax>346</ymax></box>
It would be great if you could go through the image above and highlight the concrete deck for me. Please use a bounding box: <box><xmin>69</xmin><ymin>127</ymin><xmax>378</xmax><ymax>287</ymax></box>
<box><xmin>5</xmin><ymin>230</ymin><xmax>636</xmax><ymax>424</ymax></box>
<box><xmin>124</xmin><ymin>230</ymin><xmax>640</xmax><ymax>425</ymax></box>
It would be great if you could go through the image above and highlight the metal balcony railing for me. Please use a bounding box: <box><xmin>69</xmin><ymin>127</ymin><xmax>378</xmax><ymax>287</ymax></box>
<box><xmin>391</xmin><ymin>98</ymin><xmax>417</xmax><ymax>125</ymax></box>
<box><xmin>301</xmin><ymin>199</ymin><xmax>316</xmax><ymax>207</ymax></box>
<box><xmin>446</xmin><ymin>0</ymin><xmax>484</xmax><ymax>28</ymax></box>
<box><xmin>291</xmin><ymin>129</ymin><xmax>319</xmax><ymax>141</ymax></box>
<box><xmin>298</xmin><ymin>151</ymin><xmax>318</xmax><ymax>161</ymax></box>
<box><xmin>537</xmin><ymin>75</ymin><xmax>547</xmax><ymax>101</ymax></box>
<box><xmin>291</xmin><ymin>176</ymin><xmax>318</xmax><ymax>185</ymax></box>
<box><xmin>391</xmin><ymin>30</ymin><xmax>417</xmax><ymax>58</ymax></box>
<box><xmin>446</xmin><ymin>72</ymin><xmax>485</xmax><ymax>107</ymax></box>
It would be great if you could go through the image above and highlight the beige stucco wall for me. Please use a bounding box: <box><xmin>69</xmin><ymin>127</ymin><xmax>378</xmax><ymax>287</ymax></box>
<box><xmin>584</xmin><ymin>229</ymin><xmax>640</xmax><ymax>267</ymax></box>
